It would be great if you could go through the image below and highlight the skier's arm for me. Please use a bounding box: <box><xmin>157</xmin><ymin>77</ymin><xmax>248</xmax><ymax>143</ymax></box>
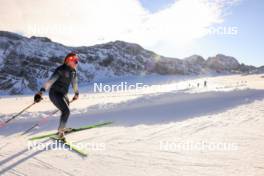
<box><xmin>40</xmin><ymin>69</ymin><xmax>60</xmax><ymax>93</ymax></box>
<box><xmin>34</xmin><ymin>69</ymin><xmax>60</xmax><ymax>103</ymax></box>
<box><xmin>71</xmin><ymin>73</ymin><xmax>79</xmax><ymax>101</ymax></box>
<box><xmin>71</xmin><ymin>73</ymin><xmax>79</xmax><ymax>95</ymax></box>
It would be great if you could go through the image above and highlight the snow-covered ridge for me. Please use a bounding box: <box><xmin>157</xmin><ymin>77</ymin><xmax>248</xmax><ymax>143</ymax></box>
<box><xmin>0</xmin><ymin>31</ymin><xmax>262</xmax><ymax>95</ymax></box>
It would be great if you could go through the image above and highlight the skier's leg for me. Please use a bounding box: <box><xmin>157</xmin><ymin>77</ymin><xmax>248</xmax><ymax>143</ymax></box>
<box><xmin>59</xmin><ymin>95</ymin><xmax>70</xmax><ymax>129</ymax></box>
<box><xmin>49</xmin><ymin>90</ymin><xmax>70</xmax><ymax>130</ymax></box>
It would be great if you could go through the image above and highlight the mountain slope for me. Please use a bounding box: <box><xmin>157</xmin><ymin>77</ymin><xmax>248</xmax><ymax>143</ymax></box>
<box><xmin>0</xmin><ymin>31</ymin><xmax>261</xmax><ymax>94</ymax></box>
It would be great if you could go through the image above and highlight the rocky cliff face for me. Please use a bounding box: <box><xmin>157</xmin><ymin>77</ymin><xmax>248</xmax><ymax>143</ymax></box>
<box><xmin>0</xmin><ymin>31</ymin><xmax>261</xmax><ymax>95</ymax></box>
<box><xmin>206</xmin><ymin>54</ymin><xmax>240</xmax><ymax>72</ymax></box>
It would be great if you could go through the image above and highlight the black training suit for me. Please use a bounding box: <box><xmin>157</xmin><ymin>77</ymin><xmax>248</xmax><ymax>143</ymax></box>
<box><xmin>41</xmin><ymin>64</ymin><xmax>79</xmax><ymax>129</ymax></box>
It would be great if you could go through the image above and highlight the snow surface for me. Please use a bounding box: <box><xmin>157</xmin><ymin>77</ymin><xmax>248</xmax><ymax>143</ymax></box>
<box><xmin>0</xmin><ymin>74</ymin><xmax>264</xmax><ymax>176</ymax></box>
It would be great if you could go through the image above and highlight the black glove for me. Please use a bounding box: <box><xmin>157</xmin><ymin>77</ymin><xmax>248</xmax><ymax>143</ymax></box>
<box><xmin>72</xmin><ymin>93</ymin><xmax>79</xmax><ymax>101</ymax></box>
<box><xmin>34</xmin><ymin>92</ymin><xmax>43</xmax><ymax>103</ymax></box>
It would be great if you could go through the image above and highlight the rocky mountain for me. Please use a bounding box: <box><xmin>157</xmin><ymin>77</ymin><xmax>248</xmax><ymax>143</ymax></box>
<box><xmin>0</xmin><ymin>31</ymin><xmax>261</xmax><ymax>95</ymax></box>
<box><xmin>206</xmin><ymin>54</ymin><xmax>240</xmax><ymax>71</ymax></box>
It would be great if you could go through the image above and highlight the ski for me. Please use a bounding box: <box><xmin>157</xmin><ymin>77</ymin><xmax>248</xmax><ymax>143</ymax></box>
<box><xmin>50</xmin><ymin>136</ymin><xmax>87</xmax><ymax>157</ymax></box>
<box><xmin>29</xmin><ymin>121</ymin><xmax>113</xmax><ymax>140</ymax></box>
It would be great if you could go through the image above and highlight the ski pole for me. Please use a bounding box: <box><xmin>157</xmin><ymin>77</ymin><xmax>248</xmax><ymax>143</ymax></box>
<box><xmin>0</xmin><ymin>102</ymin><xmax>36</xmax><ymax>128</ymax></box>
<box><xmin>21</xmin><ymin>109</ymin><xmax>59</xmax><ymax>135</ymax></box>
<box><xmin>21</xmin><ymin>99</ymin><xmax>75</xmax><ymax>135</ymax></box>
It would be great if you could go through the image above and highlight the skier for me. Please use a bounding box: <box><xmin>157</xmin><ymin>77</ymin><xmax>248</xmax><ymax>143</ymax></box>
<box><xmin>33</xmin><ymin>52</ymin><xmax>79</xmax><ymax>139</ymax></box>
<box><xmin>204</xmin><ymin>80</ymin><xmax>207</xmax><ymax>87</ymax></box>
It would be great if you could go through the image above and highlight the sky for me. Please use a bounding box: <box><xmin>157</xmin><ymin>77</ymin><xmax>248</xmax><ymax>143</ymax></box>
<box><xmin>0</xmin><ymin>0</ymin><xmax>263</xmax><ymax>66</ymax></box>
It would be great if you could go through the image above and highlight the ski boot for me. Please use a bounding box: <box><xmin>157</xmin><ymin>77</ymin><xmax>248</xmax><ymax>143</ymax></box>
<box><xmin>57</xmin><ymin>128</ymin><xmax>66</xmax><ymax>141</ymax></box>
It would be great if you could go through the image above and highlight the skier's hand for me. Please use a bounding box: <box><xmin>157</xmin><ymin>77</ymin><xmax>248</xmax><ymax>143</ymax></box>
<box><xmin>72</xmin><ymin>93</ymin><xmax>79</xmax><ymax>101</ymax></box>
<box><xmin>34</xmin><ymin>92</ymin><xmax>43</xmax><ymax>103</ymax></box>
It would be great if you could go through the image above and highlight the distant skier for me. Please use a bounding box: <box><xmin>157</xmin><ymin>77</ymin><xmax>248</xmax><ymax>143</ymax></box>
<box><xmin>34</xmin><ymin>52</ymin><xmax>79</xmax><ymax>139</ymax></box>
<box><xmin>204</xmin><ymin>81</ymin><xmax>207</xmax><ymax>87</ymax></box>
